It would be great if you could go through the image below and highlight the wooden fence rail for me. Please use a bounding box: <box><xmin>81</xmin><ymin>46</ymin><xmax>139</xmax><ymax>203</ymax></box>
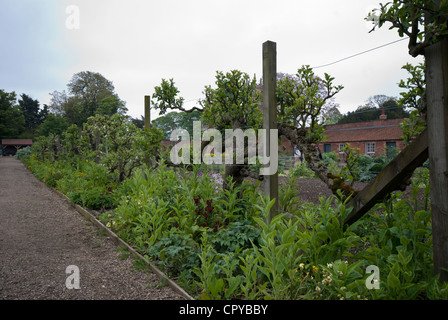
<box><xmin>344</xmin><ymin>128</ymin><xmax>428</xmax><ymax>226</ymax></box>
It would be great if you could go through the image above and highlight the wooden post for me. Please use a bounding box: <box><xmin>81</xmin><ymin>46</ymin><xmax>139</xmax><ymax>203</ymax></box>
<box><xmin>144</xmin><ymin>95</ymin><xmax>151</xmax><ymax>130</ymax></box>
<box><xmin>143</xmin><ymin>95</ymin><xmax>152</xmax><ymax>170</ymax></box>
<box><xmin>344</xmin><ymin>129</ymin><xmax>428</xmax><ymax>226</ymax></box>
<box><xmin>263</xmin><ymin>41</ymin><xmax>278</xmax><ymax>221</ymax></box>
<box><xmin>425</xmin><ymin>32</ymin><xmax>448</xmax><ymax>281</ymax></box>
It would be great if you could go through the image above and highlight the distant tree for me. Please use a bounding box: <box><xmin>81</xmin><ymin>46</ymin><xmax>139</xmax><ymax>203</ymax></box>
<box><xmin>37</xmin><ymin>113</ymin><xmax>69</xmax><ymax>137</ymax></box>
<box><xmin>40</xmin><ymin>104</ymin><xmax>50</xmax><ymax>124</ymax></box>
<box><xmin>67</xmin><ymin>71</ymin><xmax>115</xmax><ymax>115</ymax></box>
<box><xmin>338</xmin><ymin>95</ymin><xmax>409</xmax><ymax>124</ymax></box>
<box><xmin>338</xmin><ymin>105</ymin><xmax>379</xmax><ymax>124</ymax></box>
<box><xmin>50</xmin><ymin>93</ymin><xmax>85</xmax><ymax>126</ymax></box>
<box><xmin>322</xmin><ymin>104</ymin><xmax>343</xmax><ymax>125</ymax></box>
<box><xmin>151</xmin><ymin>111</ymin><xmax>180</xmax><ymax>139</ymax></box>
<box><xmin>0</xmin><ymin>89</ymin><xmax>25</xmax><ymax>139</ymax></box>
<box><xmin>130</xmin><ymin>116</ymin><xmax>145</xmax><ymax>129</ymax></box>
<box><xmin>366</xmin><ymin>94</ymin><xmax>392</xmax><ymax>109</ymax></box>
<box><xmin>151</xmin><ymin>110</ymin><xmax>202</xmax><ymax>139</ymax></box>
<box><xmin>177</xmin><ymin>110</ymin><xmax>202</xmax><ymax>136</ymax></box>
<box><xmin>49</xmin><ymin>71</ymin><xmax>125</xmax><ymax>126</ymax></box>
<box><xmin>18</xmin><ymin>94</ymin><xmax>48</xmax><ymax>133</ymax></box>
<box><xmin>97</xmin><ymin>95</ymin><xmax>127</xmax><ymax>116</ymax></box>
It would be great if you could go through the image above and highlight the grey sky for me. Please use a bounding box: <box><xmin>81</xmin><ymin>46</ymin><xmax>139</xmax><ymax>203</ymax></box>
<box><xmin>0</xmin><ymin>0</ymin><xmax>424</xmax><ymax>120</ymax></box>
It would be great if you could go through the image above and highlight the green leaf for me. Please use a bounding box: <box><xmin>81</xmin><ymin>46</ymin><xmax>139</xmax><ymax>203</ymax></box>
<box><xmin>387</xmin><ymin>271</ymin><xmax>401</xmax><ymax>290</ymax></box>
<box><xmin>209</xmin><ymin>278</ymin><xmax>225</xmax><ymax>298</ymax></box>
<box><xmin>225</xmin><ymin>276</ymin><xmax>242</xmax><ymax>299</ymax></box>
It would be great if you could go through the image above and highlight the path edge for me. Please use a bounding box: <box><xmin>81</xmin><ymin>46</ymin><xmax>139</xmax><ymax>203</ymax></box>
<box><xmin>20</xmin><ymin>160</ymin><xmax>194</xmax><ymax>300</ymax></box>
<box><xmin>55</xmin><ymin>188</ymin><xmax>194</xmax><ymax>300</ymax></box>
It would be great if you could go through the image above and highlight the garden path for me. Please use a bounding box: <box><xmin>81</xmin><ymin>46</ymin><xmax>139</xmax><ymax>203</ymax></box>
<box><xmin>0</xmin><ymin>156</ymin><xmax>182</xmax><ymax>300</ymax></box>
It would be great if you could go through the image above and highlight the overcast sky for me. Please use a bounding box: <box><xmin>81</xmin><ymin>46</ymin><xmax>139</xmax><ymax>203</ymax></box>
<box><xmin>0</xmin><ymin>0</ymin><xmax>424</xmax><ymax>120</ymax></box>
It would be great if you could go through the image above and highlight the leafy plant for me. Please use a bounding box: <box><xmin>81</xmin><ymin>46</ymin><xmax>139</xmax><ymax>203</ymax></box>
<box><xmin>16</xmin><ymin>146</ymin><xmax>32</xmax><ymax>160</ymax></box>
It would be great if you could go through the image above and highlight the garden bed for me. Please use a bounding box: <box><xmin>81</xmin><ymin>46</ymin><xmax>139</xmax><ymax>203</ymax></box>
<box><xmin>21</xmin><ymin>150</ymin><xmax>446</xmax><ymax>300</ymax></box>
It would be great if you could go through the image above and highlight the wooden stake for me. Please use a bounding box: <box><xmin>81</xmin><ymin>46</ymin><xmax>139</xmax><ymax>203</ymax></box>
<box><xmin>144</xmin><ymin>95</ymin><xmax>151</xmax><ymax>169</ymax></box>
<box><xmin>144</xmin><ymin>95</ymin><xmax>151</xmax><ymax>130</ymax></box>
<box><xmin>426</xmin><ymin>33</ymin><xmax>448</xmax><ymax>282</ymax></box>
<box><xmin>344</xmin><ymin>129</ymin><xmax>428</xmax><ymax>226</ymax></box>
<box><xmin>263</xmin><ymin>41</ymin><xmax>278</xmax><ymax>221</ymax></box>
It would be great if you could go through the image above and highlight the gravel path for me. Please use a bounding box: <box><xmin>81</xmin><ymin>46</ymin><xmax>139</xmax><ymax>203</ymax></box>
<box><xmin>0</xmin><ymin>157</ymin><xmax>183</xmax><ymax>300</ymax></box>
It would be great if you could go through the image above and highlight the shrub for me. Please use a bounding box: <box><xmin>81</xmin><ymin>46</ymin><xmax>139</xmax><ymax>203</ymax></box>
<box><xmin>288</xmin><ymin>160</ymin><xmax>316</xmax><ymax>178</ymax></box>
<box><xmin>16</xmin><ymin>147</ymin><xmax>32</xmax><ymax>160</ymax></box>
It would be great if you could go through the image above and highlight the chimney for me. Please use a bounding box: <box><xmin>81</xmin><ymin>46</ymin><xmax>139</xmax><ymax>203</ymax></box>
<box><xmin>379</xmin><ymin>109</ymin><xmax>387</xmax><ymax>120</ymax></box>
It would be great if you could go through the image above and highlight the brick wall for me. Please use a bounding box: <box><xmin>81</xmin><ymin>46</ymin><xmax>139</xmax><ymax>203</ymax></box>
<box><xmin>318</xmin><ymin>139</ymin><xmax>406</xmax><ymax>160</ymax></box>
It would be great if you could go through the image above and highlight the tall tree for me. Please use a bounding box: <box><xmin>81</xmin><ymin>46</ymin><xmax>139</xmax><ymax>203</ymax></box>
<box><xmin>49</xmin><ymin>71</ymin><xmax>125</xmax><ymax>126</ymax></box>
<box><xmin>0</xmin><ymin>90</ymin><xmax>25</xmax><ymax>139</ymax></box>
<box><xmin>67</xmin><ymin>71</ymin><xmax>115</xmax><ymax>115</ymax></box>
<box><xmin>275</xmin><ymin>66</ymin><xmax>348</xmax><ymax>196</ymax></box>
<box><xmin>18</xmin><ymin>94</ymin><xmax>48</xmax><ymax>132</ymax></box>
<box><xmin>151</xmin><ymin>71</ymin><xmax>263</xmax><ymax>188</ymax></box>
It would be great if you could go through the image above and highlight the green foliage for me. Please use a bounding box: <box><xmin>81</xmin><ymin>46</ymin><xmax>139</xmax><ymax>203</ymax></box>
<box><xmin>201</xmin><ymin>70</ymin><xmax>262</xmax><ymax>130</ymax></box>
<box><xmin>22</xmin><ymin>144</ymin><xmax>448</xmax><ymax>299</ymax></box>
<box><xmin>24</xmin><ymin>154</ymin><xmax>118</xmax><ymax>210</ymax></box>
<box><xmin>49</xmin><ymin>71</ymin><xmax>126</xmax><ymax>126</ymax></box>
<box><xmin>15</xmin><ymin>146</ymin><xmax>32</xmax><ymax>160</ymax></box>
<box><xmin>338</xmin><ymin>144</ymin><xmax>390</xmax><ymax>183</ymax></box>
<box><xmin>151</xmin><ymin>110</ymin><xmax>202</xmax><ymax>139</ymax></box>
<box><xmin>279</xmin><ymin>177</ymin><xmax>302</xmax><ymax>213</ymax></box>
<box><xmin>349</xmin><ymin>179</ymin><xmax>439</xmax><ymax>299</ymax></box>
<box><xmin>37</xmin><ymin>113</ymin><xmax>69</xmax><ymax>137</ymax></box>
<box><xmin>321</xmin><ymin>152</ymin><xmax>341</xmax><ymax>176</ymax></box>
<box><xmin>0</xmin><ymin>89</ymin><xmax>25</xmax><ymax>139</ymax></box>
<box><xmin>277</xmin><ymin>66</ymin><xmax>343</xmax><ymax>138</ymax></box>
<box><xmin>337</xmin><ymin>104</ymin><xmax>409</xmax><ymax>124</ymax></box>
<box><xmin>398</xmin><ymin>63</ymin><xmax>425</xmax><ymax>110</ymax></box>
<box><xmin>149</xmin><ymin>229</ymin><xmax>201</xmax><ymax>279</ymax></box>
<box><xmin>97</xmin><ymin>95</ymin><xmax>127</xmax><ymax>116</ymax></box>
<box><xmin>397</xmin><ymin>62</ymin><xmax>426</xmax><ymax>146</ymax></box>
<box><xmin>17</xmin><ymin>61</ymin><xmax>446</xmax><ymax>300</ymax></box>
<box><xmin>151</xmin><ymin>78</ymin><xmax>186</xmax><ymax>115</ymax></box>
<box><xmin>288</xmin><ymin>160</ymin><xmax>316</xmax><ymax>179</ymax></box>
<box><xmin>18</xmin><ymin>94</ymin><xmax>47</xmax><ymax>132</ymax></box>
<box><xmin>369</xmin><ymin>0</ymin><xmax>448</xmax><ymax>57</ymax></box>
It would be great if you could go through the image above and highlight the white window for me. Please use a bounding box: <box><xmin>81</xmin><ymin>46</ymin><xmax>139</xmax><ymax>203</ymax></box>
<box><xmin>338</xmin><ymin>143</ymin><xmax>346</xmax><ymax>153</ymax></box>
<box><xmin>366</xmin><ymin>142</ymin><xmax>375</xmax><ymax>154</ymax></box>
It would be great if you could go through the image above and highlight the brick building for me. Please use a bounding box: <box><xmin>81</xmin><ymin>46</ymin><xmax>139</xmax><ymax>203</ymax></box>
<box><xmin>317</xmin><ymin>111</ymin><xmax>405</xmax><ymax>160</ymax></box>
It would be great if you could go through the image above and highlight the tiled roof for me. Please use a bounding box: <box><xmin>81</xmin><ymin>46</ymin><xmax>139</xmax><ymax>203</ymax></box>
<box><xmin>323</xmin><ymin>119</ymin><xmax>404</xmax><ymax>143</ymax></box>
<box><xmin>1</xmin><ymin>139</ymin><xmax>33</xmax><ymax>145</ymax></box>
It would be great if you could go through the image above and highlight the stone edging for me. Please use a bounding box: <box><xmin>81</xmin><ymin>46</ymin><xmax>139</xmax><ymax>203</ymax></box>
<box><xmin>48</xmin><ymin>187</ymin><xmax>195</xmax><ymax>301</ymax></box>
